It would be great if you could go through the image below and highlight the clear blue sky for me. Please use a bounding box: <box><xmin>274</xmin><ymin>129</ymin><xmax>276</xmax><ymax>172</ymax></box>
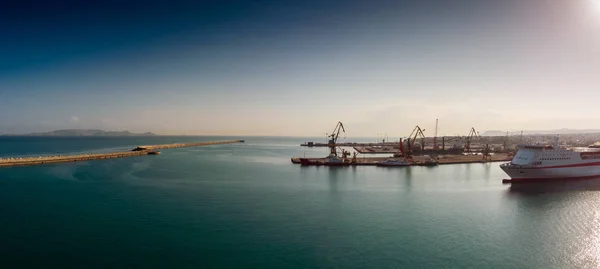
<box><xmin>1</xmin><ymin>0</ymin><xmax>600</xmax><ymax>136</ymax></box>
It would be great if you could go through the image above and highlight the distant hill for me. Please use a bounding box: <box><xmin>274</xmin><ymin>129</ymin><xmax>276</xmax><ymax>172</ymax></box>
<box><xmin>12</xmin><ymin>129</ymin><xmax>156</xmax><ymax>136</ymax></box>
<box><xmin>481</xmin><ymin>129</ymin><xmax>600</xmax><ymax>136</ymax></box>
<box><xmin>480</xmin><ymin>130</ymin><xmax>506</xmax><ymax>136</ymax></box>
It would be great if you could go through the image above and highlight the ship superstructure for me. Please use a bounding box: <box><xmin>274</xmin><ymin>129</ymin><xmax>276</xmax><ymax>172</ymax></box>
<box><xmin>500</xmin><ymin>137</ymin><xmax>600</xmax><ymax>181</ymax></box>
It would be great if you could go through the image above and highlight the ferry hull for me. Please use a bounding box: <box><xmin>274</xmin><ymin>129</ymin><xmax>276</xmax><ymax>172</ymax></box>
<box><xmin>501</xmin><ymin>164</ymin><xmax>600</xmax><ymax>181</ymax></box>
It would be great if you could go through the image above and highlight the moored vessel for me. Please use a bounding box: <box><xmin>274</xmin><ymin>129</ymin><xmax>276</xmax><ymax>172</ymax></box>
<box><xmin>299</xmin><ymin>158</ymin><xmax>323</xmax><ymax>166</ymax></box>
<box><xmin>323</xmin><ymin>155</ymin><xmax>350</xmax><ymax>166</ymax></box>
<box><xmin>376</xmin><ymin>158</ymin><xmax>410</xmax><ymax>167</ymax></box>
<box><xmin>500</xmin><ymin>137</ymin><xmax>600</xmax><ymax>182</ymax></box>
<box><xmin>418</xmin><ymin>159</ymin><xmax>438</xmax><ymax>166</ymax></box>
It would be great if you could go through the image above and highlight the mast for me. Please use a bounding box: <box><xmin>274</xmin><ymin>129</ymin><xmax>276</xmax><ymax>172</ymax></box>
<box><xmin>520</xmin><ymin>130</ymin><xmax>523</xmax><ymax>144</ymax></box>
<box><xmin>433</xmin><ymin>119</ymin><xmax>439</xmax><ymax>150</ymax></box>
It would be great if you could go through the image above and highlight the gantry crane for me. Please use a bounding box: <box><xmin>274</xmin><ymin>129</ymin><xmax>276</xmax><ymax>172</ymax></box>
<box><xmin>465</xmin><ymin>127</ymin><xmax>480</xmax><ymax>153</ymax></box>
<box><xmin>327</xmin><ymin>121</ymin><xmax>345</xmax><ymax>157</ymax></box>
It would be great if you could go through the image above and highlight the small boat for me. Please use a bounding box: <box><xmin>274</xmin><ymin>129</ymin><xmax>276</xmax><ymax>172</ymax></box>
<box><xmin>376</xmin><ymin>158</ymin><xmax>411</xmax><ymax>167</ymax></box>
<box><xmin>323</xmin><ymin>155</ymin><xmax>350</xmax><ymax>166</ymax></box>
<box><xmin>419</xmin><ymin>159</ymin><xmax>438</xmax><ymax>166</ymax></box>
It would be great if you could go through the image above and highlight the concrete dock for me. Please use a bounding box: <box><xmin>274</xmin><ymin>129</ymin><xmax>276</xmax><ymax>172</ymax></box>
<box><xmin>0</xmin><ymin>140</ymin><xmax>244</xmax><ymax>168</ymax></box>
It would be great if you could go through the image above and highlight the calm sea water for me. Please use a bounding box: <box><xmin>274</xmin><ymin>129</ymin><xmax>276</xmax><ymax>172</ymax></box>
<box><xmin>1</xmin><ymin>136</ymin><xmax>599</xmax><ymax>268</ymax></box>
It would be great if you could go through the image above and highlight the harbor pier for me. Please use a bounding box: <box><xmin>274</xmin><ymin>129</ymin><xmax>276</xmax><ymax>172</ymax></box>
<box><xmin>0</xmin><ymin>140</ymin><xmax>244</xmax><ymax>168</ymax></box>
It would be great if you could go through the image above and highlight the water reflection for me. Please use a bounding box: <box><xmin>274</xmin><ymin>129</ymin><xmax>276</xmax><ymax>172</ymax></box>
<box><xmin>465</xmin><ymin>164</ymin><xmax>474</xmax><ymax>181</ymax></box>
<box><xmin>483</xmin><ymin>163</ymin><xmax>491</xmax><ymax>180</ymax></box>
<box><xmin>502</xmin><ymin>179</ymin><xmax>600</xmax><ymax>267</ymax></box>
<box><xmin>328</xmin><ymin>167</ymin><xmax>341</xmax><ymax>196</ymax></box>
<box><xmin>507</xmin><ymin>178</ymin><xmax>600</xmax><ymax>196</ymax></box>
<box><xmin>403</xmin><ymin>167</ymin><xmax>412</xmax><ymax>190</ymax></box>
<box><xmin>299</xmin><ymin>164</ymin><xmax>311</xmax><ymax>180</ymax></box>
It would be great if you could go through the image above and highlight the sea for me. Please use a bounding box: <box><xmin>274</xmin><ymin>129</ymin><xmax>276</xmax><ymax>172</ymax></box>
<box><xmin>1</xmin><ymin>136</ymin><xmax>599</xmax><ymax>268</ymax></box>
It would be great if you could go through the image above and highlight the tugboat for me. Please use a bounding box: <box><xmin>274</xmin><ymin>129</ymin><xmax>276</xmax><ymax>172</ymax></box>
<box><xmin>376</xmin><ymin>158</ymin><xmax>411</xmax><ymax>167</ymax></box>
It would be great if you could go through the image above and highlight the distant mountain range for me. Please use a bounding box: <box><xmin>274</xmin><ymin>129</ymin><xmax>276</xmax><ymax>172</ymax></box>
<box><xmin>482</xmin><ymin>129</ymin><xmax>600</xmax><ymax>136</ymax></box>
<box><xmin>7</xmin><ymin>129</ymin><xmax>156</xmax><ymax>137</ymax></box>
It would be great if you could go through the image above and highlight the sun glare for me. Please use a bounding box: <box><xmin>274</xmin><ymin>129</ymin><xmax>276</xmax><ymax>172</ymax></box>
<box><xmin>592</xmin><ymin>0</ymin><xmax>600</xmax><ymax>12</ymax></box>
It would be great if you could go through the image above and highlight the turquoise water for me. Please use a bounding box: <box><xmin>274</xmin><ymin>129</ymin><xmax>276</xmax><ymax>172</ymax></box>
<box><xmin>1</xmin><ymin>136</ymin><xmax>599</xmax><ymax>268</ymax></box>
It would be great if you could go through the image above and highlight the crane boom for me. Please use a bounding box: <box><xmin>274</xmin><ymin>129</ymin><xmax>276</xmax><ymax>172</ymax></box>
<box><xmin>465</xmin><ymin>127</ymin><xmax>480</xmax><ymax>152</ymax></box>
<box><xmin>327</xmin><ymin>121</ymin><xmax>345</xmax><ymax>156</ymax></box>
<box><xmin>406</xmin><ymin>125</ymin><xmax>426</xmax><ymax>157</ymax></box>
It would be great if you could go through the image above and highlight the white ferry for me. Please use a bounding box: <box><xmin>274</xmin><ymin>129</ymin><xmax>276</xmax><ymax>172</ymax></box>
<box><xmin>500</xmin><ymin>137</ymin><xmax>600</xmax><ymax>182</ymax></box>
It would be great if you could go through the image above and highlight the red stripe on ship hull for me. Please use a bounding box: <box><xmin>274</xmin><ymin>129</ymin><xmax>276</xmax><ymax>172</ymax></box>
<box><xmin>513</xmin><ymin>161</ymin><xmax>600</xmax><ymax>169</ymax></box>
<box><xmin>503</xmin><ymin>175</ymin><xmax>600</xmax><ymax>184</ymax></box>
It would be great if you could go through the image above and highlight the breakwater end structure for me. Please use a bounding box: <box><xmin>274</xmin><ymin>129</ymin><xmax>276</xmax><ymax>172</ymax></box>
<box><xmin>0</xmin><ymin>140</ymin><xmax>244</xmax><ymax>168</ymax></box>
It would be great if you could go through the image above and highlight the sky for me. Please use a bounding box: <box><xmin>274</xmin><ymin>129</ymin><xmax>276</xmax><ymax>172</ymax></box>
<box><xmin>1</xmin><ymin>0</ymin><xmax>600</xmax><ymax>137</ymax></box>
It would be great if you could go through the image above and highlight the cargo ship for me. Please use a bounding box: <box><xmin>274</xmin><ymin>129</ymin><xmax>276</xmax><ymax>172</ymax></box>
<box><xmin>500</xmin><ymin>137</ymin><xmax>600</xmax><ymax>182</ymax></box>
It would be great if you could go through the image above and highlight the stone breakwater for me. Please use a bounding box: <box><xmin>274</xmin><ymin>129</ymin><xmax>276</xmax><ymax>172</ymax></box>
<box><xmin>0</xmin><ymin>140</ymin><xmax>244</xmax><ymax>167</ymax></box>
<box><xmin>0</xmin><ymin>151</ymin><xmax>150</xmax><ymax>167</ymax></box>
<box><xmin>133</xmin><ymin>140</ymin><xmax>244</xmax><ymax>151</ymax></box>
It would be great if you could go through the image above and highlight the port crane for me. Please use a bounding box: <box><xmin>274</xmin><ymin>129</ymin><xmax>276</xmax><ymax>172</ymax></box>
<box><xmin>327</xmin><ymin>121</ymin><xmax>346</xmax><ymax>157</ymax></box>
<box><xmin>465</xmin><ymin>127</ymin><xmax>480</xmax><ymax>153</ymax></box>
<box><xmin>406</xmin><ymin>125</ymin><xmax>426</xmax><ymax>158</ymax></box>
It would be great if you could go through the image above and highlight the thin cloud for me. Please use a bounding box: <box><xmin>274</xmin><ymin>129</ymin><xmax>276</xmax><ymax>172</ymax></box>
<box><xmin>70</xmin><ymin>116</ymin><xmax>80</xmax><ymax>123</ymax></box>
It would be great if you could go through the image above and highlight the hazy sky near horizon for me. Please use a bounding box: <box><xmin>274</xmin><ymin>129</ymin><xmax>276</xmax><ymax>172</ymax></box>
<box><xmin>1</xmin><ymin>0</ymin><xmax>600</xmax><ymax>136</ymax></box>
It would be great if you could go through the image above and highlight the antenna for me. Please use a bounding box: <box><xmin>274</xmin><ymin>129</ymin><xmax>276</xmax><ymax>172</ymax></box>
<box><xmin>433</xmin><ymin>119</ymin><xmax>439</xmax><ymax>150</ymax></box>
<box><xmin>520</xmin><ymin>130</ymin><xmax>523</xmax><ymax>144</ymax></box>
